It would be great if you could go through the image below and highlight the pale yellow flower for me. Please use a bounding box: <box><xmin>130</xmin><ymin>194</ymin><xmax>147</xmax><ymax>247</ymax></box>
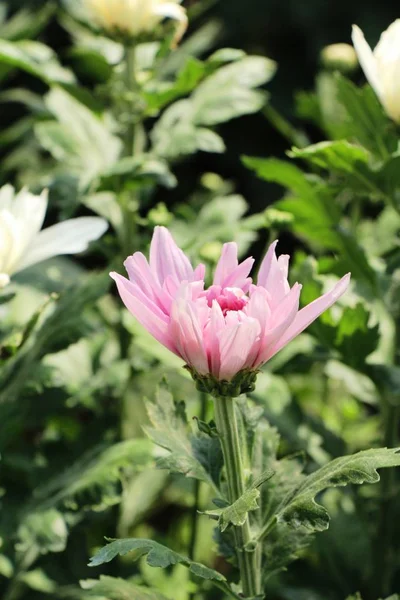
<box><xmin>84</xmin><ymin>0</ymin><xmax>187</xmax><ymax>44</ymax></box>
<box><xmin>352</xmin><ymin>20</ymin><xmax>400</xmax><ymax>123</ymax></box>
<box><xmin>321</xmin><ymin>43</ymin><xmax>358</xmax><ymax>73</ymax></box>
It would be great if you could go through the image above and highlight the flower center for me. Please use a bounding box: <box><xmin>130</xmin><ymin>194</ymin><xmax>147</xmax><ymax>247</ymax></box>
<box><xmin>205</xmin><ymin>286</ymin><xmax>249</xmax><ymax>315</ymax></box>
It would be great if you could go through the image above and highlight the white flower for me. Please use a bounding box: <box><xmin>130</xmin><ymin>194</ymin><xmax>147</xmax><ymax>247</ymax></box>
<box><xmin>0</xmin><ymin>185</ymin><xmax>108</xmax><ymax>288</ymax></box>
<box><xmin>84</xmin><ymin>0</ymin><xmax>187</xmax><ymax>44</ymax></box>
<box><xmin>352</xmin><ymin>20</ymin><xmax>400</xmax><ymax>123</ymax></box>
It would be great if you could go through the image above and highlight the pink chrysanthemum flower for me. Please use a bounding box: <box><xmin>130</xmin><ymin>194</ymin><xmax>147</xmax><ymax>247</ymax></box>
<box><xmin>111</xmin><ymin>227</ymin><xmax>350</xmax><ymax>396</ymax></box>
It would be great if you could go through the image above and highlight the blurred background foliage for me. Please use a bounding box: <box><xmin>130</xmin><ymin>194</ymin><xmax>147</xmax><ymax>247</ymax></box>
<box><xmin>0</xmin><ymin>2</ymin><xmax>400</xmax><ymax>600</ymax></box>
<box><xmin>0</xmin><ymin>0</ymin><xmax>398</xmax><ymax>230</ymax></box>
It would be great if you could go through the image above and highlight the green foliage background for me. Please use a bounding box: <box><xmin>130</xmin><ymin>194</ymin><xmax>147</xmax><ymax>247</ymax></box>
<box><xmin>0</xmin><ymin>2</ymin><xmax>399</xmax><ymax>600</ymax></box>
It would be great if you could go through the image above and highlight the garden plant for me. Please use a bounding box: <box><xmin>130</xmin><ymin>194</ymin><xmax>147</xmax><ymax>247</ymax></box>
<box><xmin>0</xmin><ymin>2</ymin><xmax>400</xmax><ymax>600</ymax></box>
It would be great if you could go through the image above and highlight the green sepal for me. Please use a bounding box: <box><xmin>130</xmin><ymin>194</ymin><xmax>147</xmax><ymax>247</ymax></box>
<box><xmin>185</xmin><ymin>366</ymin><xmax>260</xmax><ymax>398</ymax></box>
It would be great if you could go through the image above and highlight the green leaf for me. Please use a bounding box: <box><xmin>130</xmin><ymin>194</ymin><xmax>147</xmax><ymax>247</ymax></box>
<box><xmin>277</xmin><ymin>448</ymin><xmax>400</xmax><ymax>532</ymax></box>
<box><xmin>144</xmin><ymin>56</ymin><xmax>206</xmax><ymax>111</ymax></box>
<box><xmin>289</xmin><ymin>140</ymin><xmax>370</xmax><ymax>174</ymax></box>
<box><xmin>88</xmin><ymin>538</ymin><xmax>229</xmax><ymax>594</ymax></box>
<box><xmin>0</xmin><ymin>554</ymin><xmax>13</xmax><ymax>578</ymax></box>
<box><xmin>0</xmin><ymin>3</ymin><xmax>54</xmax><ymax>41</ymax></box>
<box><xmin>35</xmin><ymin>88</ymin><xmax>121</xmax><ymax>190</ymax></box>
<box><xmin>19</xmin><ymin>569</ymin><xmax>57</xmax><ymax>593</ymax></box>
<box><xmin>17</xmin><ymin>509</ymin><xmax>68</xmax><ymax>555</ymax></box>
<box><xmin>243</xmin><ymin>155</ymin><xmax>316</xmax><ymax>198</ymax></box>
<box><xmin>82</xmin><ymin>192</ymin><xmax>123</xmax><ymax>230</ymax></box>
<box><xmin>151</xmin><ymin>56</ymin><xmax>274</xmax><ymax>159</ymax></box>
<box><xmin>335</xmin><ymin>304</ymin><xmax>380</xmax><ymax>369</ymax></box>
<box><xmin>151</xmin><ymin>100</ymin><xmax>225</xmax><ymax>159</ymax></box>
<box><xmin>288</xmin><ymin>140</ymin><xmax>384</xmax><ymax>198</ymax></box>
<box><xmin>145</xmin><ymin>384</ymin><xmax>222</xmax><ymax>492</ymax></box>
<box><xmin>0</xmin><ymin>39</ymin><xmax>74</xmax><ymax>84</ymax></box>
<box><xmin>100</xmin><ymin>155</ymin><xmax>177</xmax><ymax>189</ymax></box>
<box><xmin>204</xmin><ymin>488</ymin><xmax>260</xmax><ymax>532</ymax></box>
<box><xmin>0</xmin><ymin>274</ymin><xmax>110</xmax><ymax>405</ymax></box>
<box><xmin>30</xmin><ymin>439</ymin><xmax>152</xmax><ymax>512</ymax></box>
<box><xmin>82</xmin><ymin>576</ymin><xmax>169</xmax><ymax>600</ymax></box>
<box><xmin>191</xmin><ymin>56</ymin><xmax>276</xmax><ymax>125</ymax></box>
<box><xmin>324</xmin><ymin>360</ymin><xmax>378</xmax><ymax>405</ymax></box>
<box><xmin>335</xmin><ymin>74</ymin><xmax>396</xmax><ymax>157</ymax></box>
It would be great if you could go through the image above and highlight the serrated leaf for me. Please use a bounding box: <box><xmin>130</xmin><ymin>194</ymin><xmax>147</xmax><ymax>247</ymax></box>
<box><xmin>81</xmin><ymin>575</ymin><xmax>169</xmax><ymax>600</ymax></box>
<box><xmin>145</xmin><ymin>384</ymin><xmax>222</xmax><ymax>492</ymax></box>
<box><xmin>277</xmin><ymin>448</ymin><xmax>400</xmax><ymax>531</ymax></box>
<box><xmin>204</xmin><ymin>488</ymin><xmax>260</xmax><ymax>532</ymax></box>
<box><xmin>30</xmin><ymin>439</ymin><xmax>152</xmax><ymax>512</ymax></box>
<box><xmin>88</xmin><ymin>538</ymin><xmax>227</xmax><ymax>586</ymax></box>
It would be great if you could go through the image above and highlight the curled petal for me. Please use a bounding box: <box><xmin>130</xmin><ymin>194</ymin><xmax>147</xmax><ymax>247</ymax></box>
<box><xmin>214</xmin><ymin>242</ymin><xmax>254</xmax><ymax>291</ymax></box>
<box><xmin>125</xmin><ymin>252</ymin><xmax>159</xmax><ymax>298</ymax></box>
<box><xmin>110</xmin><ymin>272</ymin><xmax>176</xmax><ymax>353</ymax></box>
<box><xmin>257</xmin><ymin>240</ymin><xmax>278</xmax><ymax>287</ymax></box>
<box><xmin>267</xmin><ymin>273</ymin><xmax>351</xmax><ymax>360</ymax></box>
<box><xmin>169</xmin><ymin>284</ymin><xmax>209</xmax><ymax>374</ymax></box>
<box><xmin>149</xmin><ymin>226</ymin><xmax>193</xmax><ymax>285</ymax></box>
<box><xmin>154</xmin><ymin>2</ymin><xmax>188</xmax><ymax>46</ymax></box>
<box><xmin>219</xmin><ymin>317</ymin><xmax>261</xmax><ymax>381</ymax></box>
<box><xmin>258</xmin><ymin>241</ymin><xmax>290</xmax><ymax>309</ymax></box>
<box><xmin>213</xmin><ymin>243</ymin><xmax>238</xmax><ymax>287</ymax></box>
<box><xmin>124</xmin><ymin>252</ymin><xmax>171</xmax><ymax>314</ymax></box>
<box><xmin>256</xmin><ymin>283</ymin><xmax>302</xmax><ymax>365</ymax></box>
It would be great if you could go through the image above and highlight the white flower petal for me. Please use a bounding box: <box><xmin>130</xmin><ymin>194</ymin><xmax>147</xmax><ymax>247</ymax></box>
<box><xmin>153</xmin><ymin>2</ymin><xmax>188</xmax><ymax>44</ymax></box>
<box><xmin>16</xmin><ymin>217</ymin><xmax>108</xmax><ymax>272</ymax></box>
<box><xmin>352</xmin><ymin>25</ymin><xmax>382</xmax><ymax>100</ymax></box>
<box><xmin>0</xmin><ymin>273</ymin><xmax>10</xmax><ymax>288</ymax></box>
<box><xmin>12</xmin><ymin>188</ymin><xmax>48</xmax><ymax>240</ymax></box>
<box><xmin>0</xmin><ymin>184</ymin><xmax>15</xmax><ymax>211</ymax></box>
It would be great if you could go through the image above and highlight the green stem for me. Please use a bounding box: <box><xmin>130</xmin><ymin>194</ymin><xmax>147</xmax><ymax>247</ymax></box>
<box><xmin>124</xmin><ymin>45</ymin><xmax>138</xmax><ymax>158</ymax></box>
<box><xmin>373</xmin><ymin>318</ymin><xmax>400</xmax><ymax>598</ymax></box>
<box><xmin>263</xmin><ymin>103</ymin><xmax>309</xmax><ymax>149</ymax></box>
<box><xmin>213</xmin><ymin>396</ymin><xmax>260</xmax><ymax>599</ymax></box>
<box><xmin>189</xmin><ymin>393</ymin><xmax>207</xmax><ymax>563</ymax></box>
<box><xmin>3</xmin><ymin>546</ymin><xmax>39</xmax><ymax>600</ymax></box>
<box><xmin>188</xmin><ymin>394</ymin><xmax>208</xmax><ymax>600</ymax></box>
<box><xmin>373</xmin><ymin>396</ymin><xmax>399</xmax><ymax>598</ymax></box>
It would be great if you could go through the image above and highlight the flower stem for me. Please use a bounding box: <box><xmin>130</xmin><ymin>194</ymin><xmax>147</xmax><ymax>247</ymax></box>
<box><xmin>124</xmin><ymin>45</ymin><xmax>138</xmax><ymax>157</ymax></box>
<box><xmin>213</xmin><ymin>396</ymin><xmax>260</xmax><ymax>599</ymax></box>
<box><xmin>373</xmin><ymin>318</ymin><xmax>400</xmax><ymax>598</ymax></box>
<box><xmin>373</xmin><ymin>395</ymin><xmax>400</xmax><ymax>597</ymax></box>
<box><xmin>188</xmin><ymin>394</ymin><xmax>208</xmax><ymax>600</ymax></box>
<box><xmin>263</xmin><ymin>103</ymin><xmax>309</xmax><ymax>149</ymax></box>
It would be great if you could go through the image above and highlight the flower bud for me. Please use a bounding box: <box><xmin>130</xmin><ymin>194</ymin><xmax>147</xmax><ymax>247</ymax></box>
<box><xmin>83</xmin><ymin>0</ymin><xmax>187</xmax><ymax>45</ymax></box>
<box><xmin>320</xmin><ymin>43</ymin><xmax>358</xmax><ymax>74</ymax></box>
